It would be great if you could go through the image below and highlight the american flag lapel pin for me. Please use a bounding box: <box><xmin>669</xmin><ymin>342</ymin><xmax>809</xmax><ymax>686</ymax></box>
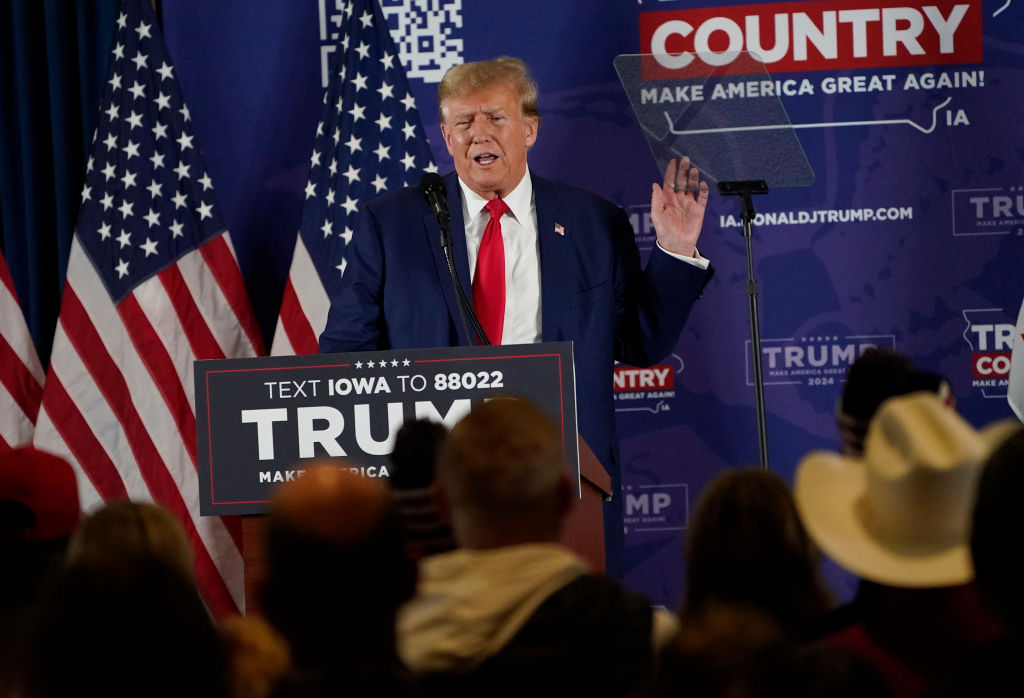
<box><xmin>554</xmin><ymin>222</ymin><xmax>565</xmax><ymax>236</ymax></box>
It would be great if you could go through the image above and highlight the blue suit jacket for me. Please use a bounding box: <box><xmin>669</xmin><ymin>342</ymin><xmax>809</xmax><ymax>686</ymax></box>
<box><xmin>319</xmin><ymin>171</ymin><xmax>712</xmax><ymax>559</ymax></box>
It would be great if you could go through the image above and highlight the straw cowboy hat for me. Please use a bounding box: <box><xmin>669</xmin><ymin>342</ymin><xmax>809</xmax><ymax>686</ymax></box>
<box><xmin>795</xmin><ymin>391</ymin><xmax>1016</xmax><ymax>588</ymax></box>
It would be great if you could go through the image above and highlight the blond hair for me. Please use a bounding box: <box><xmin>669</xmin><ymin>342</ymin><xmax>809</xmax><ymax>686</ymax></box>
<box><xmin>438</xmin><ymin>56</ymin><xmax>540</xmax><ymax>124</ymax></box>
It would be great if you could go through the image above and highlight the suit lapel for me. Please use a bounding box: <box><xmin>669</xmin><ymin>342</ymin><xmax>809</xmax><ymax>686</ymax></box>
<box><xmin>425</xmin><ymin>172</ymin><xmax>474</xmax><ymax>345</ymax></box>
<box><xmin>534</xmin><ymin>175</ymin><xmax>570</xmax><ymax>342</ymax></box>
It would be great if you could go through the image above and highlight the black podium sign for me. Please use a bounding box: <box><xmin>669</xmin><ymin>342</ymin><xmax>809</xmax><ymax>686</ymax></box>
<box><xmin>195</xmin><ymin>342</ymin><xmax>578</xmax><ymax>515</ymax></box>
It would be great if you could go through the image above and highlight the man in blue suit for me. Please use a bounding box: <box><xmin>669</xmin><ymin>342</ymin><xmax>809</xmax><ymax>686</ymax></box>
<box><xmin>319</xmin><ymin>56</ymin><xmax>712</xmax><ymax>577</ymax></box>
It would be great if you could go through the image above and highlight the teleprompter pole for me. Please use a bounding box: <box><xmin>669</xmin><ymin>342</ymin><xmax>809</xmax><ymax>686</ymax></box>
<box><xmin>718</xmin><ymin>180</ymin><xmax>770</xmax><ymax>470</ymax></box>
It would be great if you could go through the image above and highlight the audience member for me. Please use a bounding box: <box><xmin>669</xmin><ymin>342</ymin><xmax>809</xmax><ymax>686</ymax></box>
<box><xmin>397</xmin><ymin>397</ymin><xmax>675</xmax><ymax>698</ymax></box>
<box><xmin>219</xmin><ymin>615</ymin><xmax>292</xmax><ymax>698</ymax></box>
<box><xmin>388</xmin><ymin>418</ymin><xmax>456</xmax><ymax>560</ymax></box>
<box><xmin>795</xmin><ymin>392</ymin><xmax>1002</xmax><ymax>698</ymax></box>
<box><xmin>681</xmin><ymin>467</ymin><xmax>832</xmax><ymax>641</ymax></box>
<box><xmin>932</xmin><ymin>423</ymin><xmax>1024</xmax><ymax>697</ymax></box>
<box><xmin>261</xmin><ymin>464</ymin><xmax>419</xmax><ymax>698</ymax></box>
<box><xmin>65</xmin><ymin>498</ymin><xmax>194</xmax><ymax>579</ymax></box>
<box><xmin>836</xmin><ymin>347</ymin><xmax>952</xmax><ymax>456</ymax></box>
<box><xmin>0</xmin><ymin>447</ymin><xmax>81</xmax><ymax>695</ymax></box>
<box><xmin>21</xmin><ymin>519</ymin><xmax>229</xmax><ymax>697</ymax></box>
<box><xmin>645</xmin><ymin>603</ymin><xmax>797</xmax><ymax>698</ymax></box>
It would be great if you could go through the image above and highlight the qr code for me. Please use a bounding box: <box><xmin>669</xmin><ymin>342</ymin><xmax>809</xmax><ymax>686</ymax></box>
<box><xmin>318</xmin><ymin>0</ymin><xmax>463</xmax><ymax>86</ymax></box>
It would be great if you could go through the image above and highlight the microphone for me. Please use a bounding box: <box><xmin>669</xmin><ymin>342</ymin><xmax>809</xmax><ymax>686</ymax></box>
<box><xmin>420</xmin><ymin>173</ymin><xmax>450</xmax><ymax>230</ymax></box>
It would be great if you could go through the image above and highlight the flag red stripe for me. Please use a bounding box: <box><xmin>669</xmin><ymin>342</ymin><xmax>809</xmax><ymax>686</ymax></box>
<box><xmin>0</xmin><ymin>332</ymin><xmax>42</xmax><ymax>422</ymax></box>
<box><xmin>59</xmin><ymin>286</ymin><xmax>238</xmax><ymax>615</ymax></box>
<box><xmin>0</xmin><ymin>430</ymin><xmax>10</xmax><ymax>451</ymax></box>
<box><xmin>200</xmin><ymin>236</ymin><xmax>265</xmax><ymax>355</ymax></box>
<box><xmin>117</xmin><ymin>292</ymin><xmax>198</xmax><ymax>467</ymax></box>
<box><xmin>159</xmin><ymin>264</ymin><xmax>225</xmax><ymax>360</ymax></box>
<box><xmin>279</xmin><ymin>277</ymin><xmax>320</xmax><ymax>354</ymax></box>
<box><xmin>39</xmin><ymin>373</ymin><xmax>129</xmax><ymax>500</ymax></box>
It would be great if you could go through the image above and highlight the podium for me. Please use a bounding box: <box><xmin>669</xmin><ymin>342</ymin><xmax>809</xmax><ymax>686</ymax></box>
<box><xmin>193</xmin><ymin>342</ymin><xmax>609</xmax><ymax>615</ymax></box>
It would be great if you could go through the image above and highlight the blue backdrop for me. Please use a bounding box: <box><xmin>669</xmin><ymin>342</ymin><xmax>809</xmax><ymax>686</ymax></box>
<box><xmin>151</xmin><ymin>0</ymin><xmax>1023</xmax><ymax>607</ymax></box>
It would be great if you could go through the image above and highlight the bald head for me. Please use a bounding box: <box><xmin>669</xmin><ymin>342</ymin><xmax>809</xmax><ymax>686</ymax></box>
<box><xmin>271</xmin><ymin>464</ymin><xmax>390</xmax><ymax>546</ymax></box>
<box><xmin>261</xmin><ymin>464</ymin><xmax>416</xmax><ymax>664</ymax></box>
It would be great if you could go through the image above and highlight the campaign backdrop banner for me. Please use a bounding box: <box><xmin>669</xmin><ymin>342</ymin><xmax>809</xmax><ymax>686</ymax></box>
<box><xmin>195</xmin><ymin>342</ymin><xmax>578</xmax><ymax>515</ymax></box>
<box><xmin>163</xmin><ymin>0</ymin><xmax>1024</xmax><ymax>606</ymax></box>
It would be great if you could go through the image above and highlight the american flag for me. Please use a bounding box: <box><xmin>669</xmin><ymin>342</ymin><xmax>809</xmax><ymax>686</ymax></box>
<box><xmin>270</xmin><ymin>0</ymin><xmax>436</xmax><ymax>355</ymax></box>
<box><xmin>0</xmin><ymin>250</ymin><xmax>45</xmax><ymax>450</ymax></box>
<box><xmin>31</xmin><ymin>0</ymin><xmax>263</xmax><ymax>616</ymax></box>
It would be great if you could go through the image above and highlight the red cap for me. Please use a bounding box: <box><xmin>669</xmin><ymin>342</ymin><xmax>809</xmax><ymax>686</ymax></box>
<box><xmin>0</xmin><ymin>446</ymin><xmax>81</xmax><ymax>541</ymax></box>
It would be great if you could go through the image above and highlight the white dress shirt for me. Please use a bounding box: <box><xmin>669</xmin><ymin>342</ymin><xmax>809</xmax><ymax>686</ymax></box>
<box><xmin>456</xmin><ymin>172</ymin><xmax>710</xmax><ymax>345</ymax></box>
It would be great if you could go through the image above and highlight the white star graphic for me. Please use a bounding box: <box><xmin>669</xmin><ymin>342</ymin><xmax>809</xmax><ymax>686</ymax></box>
<box><xmin>402</xmin><ymin>122</ymin><xmax>417</xmax><ymax>140</ymax></box>
<box><xmin>371</xmin><ymin>174</ymin><xmax>388</xmax><ymax>193</ymax></box>
<box><xmin>144</xmin><ymin>209</ymin><xmax>160</xmax><ymax>227</ymax></box>
<box><xmin>102</xmin><ymin>162</ymin><xmax>117</xmax><ymax>181</ymax></box>
<box><xmin>175</xmin><ymin>161</ymin><xmax>190</xmax><ymax>179</ymax></box>
<box><xmin>350</xmin><ymin>103</ymin><xmax>366</xmax><ymax>122</ymax></box>
<box><xmin>380</xmin><ymin>52</ymin><xmax>395</xmax><ymax>70</ymax></box>
<box><xmin>140</xmin><ymin>238</ymin><xmax>158</xmax><ymax>256</ymax></box>
<box><xmin>198</xmin><ymin>174</ymin><xmax>213</xmax><ymax>191</ymax></box>
<box><xmin>131</xmin><ymin>52</ymin><xmax>147</xmax><ymax>70</ymax></box>
<box><xmin>135</xmin><ymin>21</ymin><xmax>152</xmax><ymax>40</ymax></box>
<box><xmin>366</xmin><ymin>360</ymin><xmax>376</xmax><ymax>368</ymax></box>
<box><xmin>321</xmin><ymin>220</ymin><xmax>332</xmax><ymax>238</ymax></box>
<box><xmin>304</xmin><ymin>181</ymin><xmax>316</xmax><ymax>199</ymax></box>
<box><xmin>355</xmin><ymin>361</ymin><xmax>363</xmax><ymax>369</ymax></box>
<box><xmin>157</xmin><ymin>62</ymin><xmax>174</xmax><ymax>81</ymax></box>
<box><xmin>170</xmin><ymin>220</ymin><xmax>184</xmax><ymax>238</ymax></box>
<box><xmin>375</xmin><ymin>113</ymin><xmax>392</xmax><ymax>131</ymax></box>
<box><xmin>155</xmin><ymin>92</ymin><xmax>171</xmax><ymax>110</ymax></box>
<box><xmin>122</xmin><ymin>140</ymin><xmax>140</xmax><ymax>159</ymax></box>
<box><xmin>116</xmin><ymin>229</ymin><xmax>132</xmax><ymax>247</ymax></box>
<box><xmin>125</xmin><ymin>111</ymin><xmax>143</xmax><ymax>130</ymax></box>
<box><xmin>346</xmin><ymin>134</ymin><xmax>362</xmax><ymax>153</ymax></box>
<box><xmin>343</xmin><ymin>164</ymin><xmax>360</xmax><ymax>184</ymax></box>
<box><xmin>146</xmin><ymin>180</ymin><xmax>162</xmax><ymax>198</ymax></box>
<box><xmin>352</xmin><ymin>72</ymin><xmax>368</xmax><ymax>92</ymax></box>
<box><xmin>424</xmin><ymin>162</ymin><xmax>439</xmax><ymax>174</ymax></box>
<box><xmin>81</xmin><ymin>184</ymin><xmax>91</xmax><ymax>202</ymax></box>
<box><xmin>180</xmin><ymin>104</ymin><xmax>191</xmax><ymax>121</ymax></box>
<box><xmin>197</xmin><ymin>201</ymin><xmax>213</xmax><ymax>220</ymax></box>
<box><xmin>401</xmin><ymin>152</ymin><xmax>416</xmax><ymax>170</ymax></box>
<box><xmin>116</xmin><ymin>12</ymin><xmax>126</xmax><ymax>28</ymax></box>
<box><xmin>101</xmin><ymin>193</ymin><xmax>114</xmax><ymax>210</ymax></box>
<box><xmin>373</xmin><ymin>143</ymin><xmax>390</xmax><ymax>161</ymax></box>
<box><xmin>355</xmin><ymin>41</ymin><xmax>370</xmax><ymax>60</ymax></box>
<box><xmin>310</xmin><ymin>150</ymin><xmax>321</xmax><ymax>167</ymax></box>
<box><xmin>360</xmin><ymin>10</ymin><xmax>373</xmax><ymax>28</ymax></box>
<box><xmin>115</xmin><ymin>258</ymin><xmax>130</xmax><ymax>278</ymax></box>
<box><xmin>105</xmin><ymin>103</ymin><xmax>119</xmax><ymax>121</ymax></box>
<box><xmin>336</xmin><ymin>258</ymin><xmax>347</xmax><ymax>278</ymax></box>
<box><xmin>120</xmin><ymin>170</ymin><xmax>137</xmax><ymax>188</ymax></box>
<box><xmin>98</xmin><ymin>222</ymin><xmax>112</xmax><ymax>240</ymax></box>
<box><xmin>103</xmin><ymin>132</ymin><xmax>118</xmax><ymax>150</ymax></box>
<box><xmin>390</xmin><ymin>359</ymin><xmax>399</xmax><ymax>367</ymax></box>
<box><xmin>128</xmin><ymin>81</ymin><xmax>145</xmax><ymax>100</ymax></box>
<box><xmin>325</xmin><ymin>188</ymin><xmax>335</xmax><ymax>206</ymax></box>
<box><xmin>328</xmin><ymin>159</ymin><xmax>338</xmax><ymax>176</ymax></box>
<box><xmin>377</xmin><ymin>82</ymin><xmax>394</xmax><ymax>101</ymax></box>
<box><xmin>150</xmin><ymin>151</ymin><xmax>165</xmax><ymax>169</ymax></box>
<box><xmin>342</xmin><ymin>196</ymin><xmax>358</xmax><ymax>215</ymax></box>
<box><xmin>109</xmin><ymin>72</ymin><xmax>122</xmax><ymax>90</ymax></box>
<box><xmin>177</xmin><ymin>133</ymin><xmax>194</xmax><ymax>151</ymax></box>
<box><xmin>152</xmin><ymin>122</ymin><xmax>168</xmax><ymax>140</ymax></box>
<box><xmin>401</xmin><ymin>93</ymin><xmax>416</xmax><ymax>111</ymax></box>
<box><xmin>402</xmin><ymin>358</ymin><xmax>410</xmax><ymax>367</ymax></box>
<box><xmin>118</xmin><ymin>201</ymin><xmax>134</xmax><ymax>220</ymax></box>
<box><xmin>340</xmin><ymin>227</ymin><xmax>353</xmax><ymax>244</ymax></box>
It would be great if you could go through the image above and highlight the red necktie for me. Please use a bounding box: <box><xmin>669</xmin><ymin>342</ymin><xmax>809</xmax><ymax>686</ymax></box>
<box><xmin>473</xmin><ymin>198</ymin><xmax>509</xmax><ymax>345</ymax></box>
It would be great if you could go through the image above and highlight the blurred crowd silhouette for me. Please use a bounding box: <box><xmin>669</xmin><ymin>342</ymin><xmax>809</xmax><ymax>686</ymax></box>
<box><xmin>3</xmin><ymin>349</ymin><xmax>1021</xmax><ymax>698</ymax></box>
